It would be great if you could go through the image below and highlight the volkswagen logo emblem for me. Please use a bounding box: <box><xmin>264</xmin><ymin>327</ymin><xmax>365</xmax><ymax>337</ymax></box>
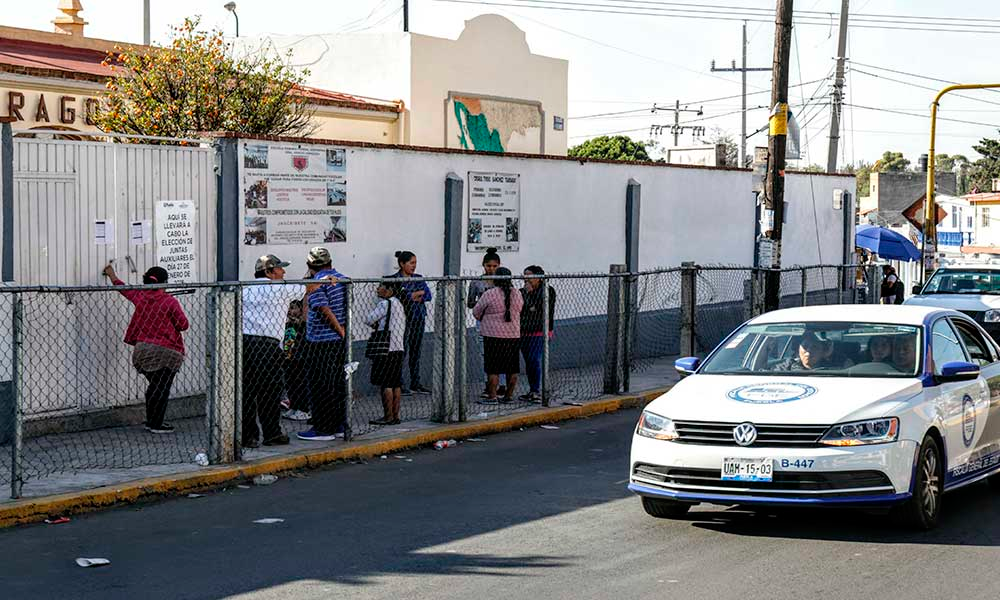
<box><xmin>733</xmin><ymin>422</ymin><xmax>758</xmax><ymax>446</ymax></box>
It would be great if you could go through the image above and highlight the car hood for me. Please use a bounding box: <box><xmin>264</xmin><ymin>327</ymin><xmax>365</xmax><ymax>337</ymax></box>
<box><xmin>647</xmin><ymin>374</ymin><xmax>921</xmax><ymax>424</ymax></box>
<box><xmin>905</xmin><ymin>294</ymin><xmax>1000</xmax><ymax>311</ymax></box>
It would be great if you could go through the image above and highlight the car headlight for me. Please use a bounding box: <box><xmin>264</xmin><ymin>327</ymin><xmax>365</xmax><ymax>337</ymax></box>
<box><xmin>985</xmin><ymin>310</ymin><xmax>1000</xmax><ymax>323</ymax></box>
<box><xmin>820</xmin><ymin>417</ymin><xmax>899</xmax><ymax>446</ymax></box>
<box><xmin>636</xmin><ymin>411</ymin><xmax>679</xmax><ymax>441</ymax></box>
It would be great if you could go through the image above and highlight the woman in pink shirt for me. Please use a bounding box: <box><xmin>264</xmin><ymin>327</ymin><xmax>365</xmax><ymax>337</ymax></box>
<box><xmin>104</xmin><ymin>263</ymin><xmax>190</xmax><ymax>434</ymax></box>
<box><xmin>472</xmin><ymin>267</ymin><xmax>524</xmax><ymax>403</ymax></box>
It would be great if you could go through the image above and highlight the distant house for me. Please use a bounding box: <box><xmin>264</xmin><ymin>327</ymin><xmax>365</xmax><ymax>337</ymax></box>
<box><xmin>961</xmin><ymin>192</ymin><xmax>1000</xmax><ymax>258</ymax></box>
<box><xmin>860</xmin><ymin>171</ymin><xmax>957</xmax><ymax>228</ymax></box>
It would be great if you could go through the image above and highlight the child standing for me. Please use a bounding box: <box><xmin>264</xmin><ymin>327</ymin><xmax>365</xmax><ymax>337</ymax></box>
<box><xmin>281</xmin><ymin>300</ymin><xmax>311</xmax><ymax>422</ymax></box>
<box><xmin>365</xmin><ymin>280</ymin><xmax>407</xmax><ymax>425</ymax></box>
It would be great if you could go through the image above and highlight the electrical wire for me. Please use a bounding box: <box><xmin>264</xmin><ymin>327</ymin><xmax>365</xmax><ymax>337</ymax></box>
<box><xmin>848</xmin><ymin>68</ymin><xmax>1000</xmax><ymax>108</ymax></box>
<box><xmin>844</xmin><ymin>103</ymin><xmax>1000</xmax><ymax>128</ymax></box>
<box><xmin>428</xmin><ymin>0</ymin><xmax>1000</xmax><ymax>34</ymax></box>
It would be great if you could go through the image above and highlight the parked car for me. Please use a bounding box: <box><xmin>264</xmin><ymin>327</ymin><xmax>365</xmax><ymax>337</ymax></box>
<box><xmin>629</xmin><ymin>305</ymin><xmax>1000</xmax><ymax>529</ymax></box>
<box><xmin>905</xmin><ymin>264</ymin><xmax>1000</xmax><ymax>341</ymax></box>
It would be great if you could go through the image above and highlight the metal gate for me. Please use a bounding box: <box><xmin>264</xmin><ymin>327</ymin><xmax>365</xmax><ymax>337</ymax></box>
<box><xmin>11</xmin><ymin>138</ymin><xmax>218</xmax><ymax>417</ymax></box>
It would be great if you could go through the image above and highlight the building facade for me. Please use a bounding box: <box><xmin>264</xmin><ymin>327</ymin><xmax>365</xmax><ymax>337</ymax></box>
<box><xmin>238</xmin><ymin>14</ymin><xmax>570</xmax><ymax>155</ymax></box>
<box><xmin>0</xmin><ymin>4</ymin><xmax>404</xmax><ymax>141</ymax></box>
<box><xmin>860</xmin><ymin>170</ymin><xmax>957</xmax><ymax>227</ymax></box>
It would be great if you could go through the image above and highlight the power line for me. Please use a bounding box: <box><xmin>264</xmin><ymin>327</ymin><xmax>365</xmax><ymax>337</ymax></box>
<box><xmin>851</xmin><ymin>61</ymin><xmax>1000</xmax><ymax>95</ymax></box>
<box><xmin>848</xmin><ymin>68</ymin><xmax>1000</xmax><ymax>108</ymax></box>
<box><xmin>845</xmin><ymin>103</ymin><xmax>1000</xmax><ymax>128</ymax></box>
<box><xmin>429</xmin><ymin>0</ymin><xmax>1000</xmax><ymax>33</ymax></box>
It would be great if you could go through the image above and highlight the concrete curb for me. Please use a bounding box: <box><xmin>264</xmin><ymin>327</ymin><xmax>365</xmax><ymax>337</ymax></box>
<box><xmin>0</xmin><ymin>387</ymin><xmax>669</xmax><ymax>529</ymax></box>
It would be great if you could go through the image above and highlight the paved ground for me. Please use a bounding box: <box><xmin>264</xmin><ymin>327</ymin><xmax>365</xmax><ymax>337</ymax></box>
<box><xmin>3</xmin><ymin>407</ymin><xmax>1000</xmax><ymax>600</ymax></box>
<box><xmin>0</xmin><ymin>357</ymin><xmax>678</xmax><ymax>500</ymax></box>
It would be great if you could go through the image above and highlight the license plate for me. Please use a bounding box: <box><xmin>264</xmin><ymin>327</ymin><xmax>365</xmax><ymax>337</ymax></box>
<box><xmin>722</xmin><ymin>457</ymin><xmax>773</xmax><ymax>482</ymax></box>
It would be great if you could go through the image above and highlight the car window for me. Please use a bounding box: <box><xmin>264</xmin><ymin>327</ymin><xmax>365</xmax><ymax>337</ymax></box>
<box><xmin>951</xmin><ymin>319</ymin><xmax>997</xmax><ymax>366</ymax></box>
<box><xmin>923</xmin><ymin>270</ymin><xmax>1000</xmax><ymax>294</ymax></box>
<box><xmin>931</xmin><ymin>319</ymin><xmax>970</xmax><ymax>374</ymax></box>
<box><xmin>700</xmin><ymin>321</ymin><xmax>921</xmax><ymax>378</ymax></box>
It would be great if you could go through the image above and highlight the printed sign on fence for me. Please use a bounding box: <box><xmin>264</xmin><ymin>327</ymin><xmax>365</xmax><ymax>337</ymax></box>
<box><xmin>467</xmin><ymin>171</ymin><xmax>520</xmax><ymax>252</ymax></box>
<box><xmin>155</xmin><ymin>200</ymin><xmax>198</xmax><ymax>284</ymax></box>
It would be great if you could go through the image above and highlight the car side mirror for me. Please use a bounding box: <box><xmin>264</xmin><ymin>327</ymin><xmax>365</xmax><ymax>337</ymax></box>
<box><xmin>674</xmin><ymin>356</ymin><xmax>700</xmax><ymax>378</ymax></box>
<box><xmin>937</xmin><ymin>361</ymin><xmax>980</xmax><ymax>383</ymax></box>
<box><xmin>912</xmin><ymin>285</ymin><xmax>923</xmax><ymax>295</ymax></box>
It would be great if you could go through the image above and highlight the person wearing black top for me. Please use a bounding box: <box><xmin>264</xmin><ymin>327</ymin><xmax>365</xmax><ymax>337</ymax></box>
<box><xmin>519</xmin><ymin>265</ymin><xmax>556</xmax><ymax>402</ymax></box>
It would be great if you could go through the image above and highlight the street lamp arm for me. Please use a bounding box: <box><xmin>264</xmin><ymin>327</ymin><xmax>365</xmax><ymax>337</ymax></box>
<box><xmin>922</xmin><ymin>82</ymin><xmax>1000</xmax><ymax>281</ymax></box>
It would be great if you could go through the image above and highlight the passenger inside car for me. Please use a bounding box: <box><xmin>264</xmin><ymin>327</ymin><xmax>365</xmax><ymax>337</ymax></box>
<box><xmin>866</xmin><ymin>335</ymin><xmax>892</xmax><ymax>363</ymax></box>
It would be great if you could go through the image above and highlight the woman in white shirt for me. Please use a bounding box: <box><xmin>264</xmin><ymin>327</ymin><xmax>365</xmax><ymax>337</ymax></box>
<box><xmin>364</xmin><ymin>280</ymin><xmax>407</xmax><ymax>425</ymax></box>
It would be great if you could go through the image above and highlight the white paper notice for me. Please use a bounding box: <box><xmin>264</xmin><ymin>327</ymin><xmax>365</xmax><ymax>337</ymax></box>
<box><xmin>155</xmin><ymin>201</ymin><xmax>198</xmax><ymax>284</ymax></box>
<box><xmin>130</xmin><ymin>220</ymin><xmax>152</xmax><ymax>245</ymax></box>
<box><xmin>94</xmin><ymin>220</ymin><xmax>114</xmax><ymax>246</ymax></box>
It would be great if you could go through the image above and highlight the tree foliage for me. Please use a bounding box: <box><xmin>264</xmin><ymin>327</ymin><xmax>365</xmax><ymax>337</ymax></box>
<box><xmin>872</xmin><ymin>151</ymin><xmax>910</xmax><ymax>172</ymax></box>
<box><xmin>97</xmin><ymin>18</ymin><xmax>315</xmax><ymax>139</ymax></box>
<box><xmin>936</xmin><ymin>153</ymin><xmax>971</xmax><ymax>195</ymax></box>
<box><xmin>568</xmin><ymin>135</ymin><xmax>651</xmax><ymax>162</ymax></box>
<box><xmin>968</xmin><ymin>135</ymin><xmax>1000</xmax><ymax>193</ymax></box>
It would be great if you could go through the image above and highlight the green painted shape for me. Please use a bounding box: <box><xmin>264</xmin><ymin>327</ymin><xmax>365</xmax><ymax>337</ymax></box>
<box><xmin>454</xmin><ymin>101</ymin><xmax>505</xmax><ymax>153</ymax></box>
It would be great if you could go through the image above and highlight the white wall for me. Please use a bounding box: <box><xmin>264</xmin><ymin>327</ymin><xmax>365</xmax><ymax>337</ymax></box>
<box><xmin>411</xmin><ymin>15</ymin><xmax>569</xmax><ymax>155</ymax></box>
<box><xmin>237</xmin><ymin>139</ymin><xmax>855</xmax><ymax>280</ymax></box>
<box><xmin>237</xmin><ymin>33</ymin><xmax>412</xmax><ymax>108</ymax></box>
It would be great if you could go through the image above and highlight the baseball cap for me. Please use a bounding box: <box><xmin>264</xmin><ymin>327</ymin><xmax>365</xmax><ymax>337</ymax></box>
<box><xmin>255</xmin><ymin>254</ymin><xmax>290</xmax><ymax>272</ymax></box>
<box><xmin>307</xmin><ymin>247</ymin><xmax>332</xmax><ymax>267</ymax></box>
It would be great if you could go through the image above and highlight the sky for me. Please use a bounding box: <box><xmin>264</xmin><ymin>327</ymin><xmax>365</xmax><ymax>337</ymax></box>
<box><xmin>8</xmin><ymin>0</ymin><xmax>1000</xmax><ymax>168</ymax></box>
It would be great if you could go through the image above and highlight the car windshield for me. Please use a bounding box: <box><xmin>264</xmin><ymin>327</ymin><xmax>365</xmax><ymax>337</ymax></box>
<box><xmin>699</xmin><ymin>321</ymin><xmax>922</xmax><ymax>378</ymax></box>
<box><xmin>923</xmin><ymin>270</ymin><xmax>1000</xmax><ymax>294</ymax></box>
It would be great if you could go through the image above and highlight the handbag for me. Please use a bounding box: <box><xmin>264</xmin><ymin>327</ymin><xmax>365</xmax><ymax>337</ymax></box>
<box><xmin>365</xmin><ymin>299</ymin><xmax>393</xmax><ymax>359</ymax></box>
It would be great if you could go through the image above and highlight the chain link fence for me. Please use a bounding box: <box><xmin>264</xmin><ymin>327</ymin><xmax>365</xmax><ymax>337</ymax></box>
<box><xmin>0</xmin><ymin>263</ymin><xmax>874</xmax><ymax>498</ymax></box>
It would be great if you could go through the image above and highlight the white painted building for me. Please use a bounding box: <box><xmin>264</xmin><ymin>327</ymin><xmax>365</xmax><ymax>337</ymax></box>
<box><xmin>936</xmin><ymin>194</ymin><xmax>973</xmax><ymax>252</ymax></box>
<box><xmin>237</xmin><ymin>15</ymin><xmax>569</xmax><ymax>155</ymax></box>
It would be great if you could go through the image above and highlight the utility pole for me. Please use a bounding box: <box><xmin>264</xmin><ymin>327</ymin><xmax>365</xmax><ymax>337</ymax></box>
<box><xmin>651</xmin><ymin>102</ymin><xmax>703</xmax><ymax>147</ymax></box>
<box><xmin>143</xmin><ymin>0</ymin><xmax>150</xmax><ymax>45</ymax></box>
<box><xmin>763</xmin><ymin>0</ymin><xmax>794</xmax><ymax>312</ymax></box>
<box><xmin>403</xmin><ymin>0</ymin><xmax>410</xmax><ymax>32</ymax></box>
<box><xmin>825</xmin><ymin>0</ymin><xmax>850</xmax><ymax>173</ymax></box>
<box><xmin>711</xmin><ymin>22</ymin><xmax>770</xmax><ymax>168</ymax></box>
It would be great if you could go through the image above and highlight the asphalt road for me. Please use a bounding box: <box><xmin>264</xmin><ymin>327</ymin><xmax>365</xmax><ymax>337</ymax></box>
<box><xmin>3</xmin><ymin>408</ymin><xmax>1000</xmax><ymax>600</ymax></box>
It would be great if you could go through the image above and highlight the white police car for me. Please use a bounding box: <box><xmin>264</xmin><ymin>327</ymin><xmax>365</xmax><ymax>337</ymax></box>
<box><xmin>629</xmin><ymin>305</ymin><xmax>1000</xmax><ymax>529</ymax></box>
<box><xmin>905</xmin><ymin>264</ymin><xmax>1000</xmax><ymax>341</ymax></box>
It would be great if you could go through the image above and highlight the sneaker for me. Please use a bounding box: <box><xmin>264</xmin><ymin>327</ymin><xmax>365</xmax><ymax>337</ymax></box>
<box><xmin>499</xmin><ymin>396</ymin><xmax>515</xmax><ymax>404</ymax></box>
<box><xmin>145</xmin><ymin>423</ymin><xmax>175</xmax><ymax>434</ymax></box>
<box><xmin>369</xmin><ymin>417</ymin><xmax>393</xmax><ymax>426</ymax></box>
<box><xmin>263</xmin><ymin>434</ymin><xmax>290</xmax><ymax>446</ymax></box>
<box><xmin>297</xmin><ymin>429</ymin><xmax>340</xmax><ymax>442</ymax></box>
<box><xmin>480</xmin><ymin>397</ymin><xmax>499</xmax><ymax>405</ymax></box>
<box><xmin>480</xmin><ymin>390</ymin><xmax>491</xmax><ymax>399</ymax></box>
<box><xmin>401</xmin><ymin>388</ymin><xmax>414</xmax><ymax>397</ymax></box>
<box><xmin>282</xmin><ymin>409</ymin><xmax>311</xmax><ymax>422</ymax></box>
<box><xmin>389</xmin><ymin>419</ymin><xmax>401</xmax><ymax>425</ymax></box>
<box><xmin>242</xmin><ymin>439</ymin><xmax>261</xmax><ymax>449</ymax></box>
<box><xmin>412</xmin><ymin>385</ymin><xmax>432</xmax><ymax>395</ymax></box>
<box><xmin>520</xmin><ymin>392</ymin><xmax>543</xmax><ymax>404</ymax></box>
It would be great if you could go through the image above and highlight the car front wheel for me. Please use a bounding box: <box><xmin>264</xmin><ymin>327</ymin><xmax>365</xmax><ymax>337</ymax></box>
<box><xmin>641</xmin><ymin>496</ymin><xmax>692</xmax><ymax>519</ymax></box>
<box><xmin>896</xmin><ymin>434</ymin><xmax>943</xmax><ymax>530</ymax></box>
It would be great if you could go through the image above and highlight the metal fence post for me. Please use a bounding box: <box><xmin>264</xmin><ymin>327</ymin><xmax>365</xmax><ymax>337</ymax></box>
<box><xmin>232</xmin><ymin>287</ymin><xmax>242</xmax><ymax>462</ymax></box>
<box><xmin>837</xmin><ymin>265</ymin><xmax>845</xmax><ymax>304</ymax></box>
<box><xmin>458</xmin><ymin>280</ymin><xmax>468</xmax><ymax>421</ymax></box>
<box><xmin>800</xmin><ymin>267</ymin><xmax>808</xmax><ymax>307</ymax></box>
<box><xmin>750</xmin><ymin>268</ymin><xmax>765</xmax><ymax>318</ymax></box>
<box><xmin>434</xmin><ymin>278</ymin><xmax>458</xmax><ymax>424</ymax></box>
<box><xmin>542</xmin><ymin>278</ymin><xmax>551</xmax><ymax>406</ymax></box>
<box><xmin>679</xmin><ymin>262</ymin><xmax>697</xmax><ymax>357</ymax></box>
<box><xmin>10</xmin><ymin>293</ymin><xmax>22</xmax><ymax>499</ymax></box>
<box><xmin>343</xmin><ymin>281</ymin><xmax>354</xmax><ymax>441</ymax></box>
<box><xmin>207</xmin><ymin>287</ymin><xmax>237</xmax><ymax>464</ymax></box>
<box><xmin>869</xmin><ymin>264</ymin><xmax>880</xmax><ymax>304</ymax></box>
<box><xmin>603</xmin><ymin>265</ymin><xmax>626</xmax><ymax>394</ymax></box>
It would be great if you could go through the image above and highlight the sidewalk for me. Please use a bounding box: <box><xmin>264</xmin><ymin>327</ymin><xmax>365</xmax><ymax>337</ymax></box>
<box><xmin>0</xmin><ymin>357</ymin><xmax>679</xmax><ymax>509</ymax></box>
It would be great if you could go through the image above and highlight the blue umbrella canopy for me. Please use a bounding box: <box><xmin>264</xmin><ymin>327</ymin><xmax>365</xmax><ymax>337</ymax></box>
<box><xmin>855</xmin><ymin>224</ymin><xmax>921</xmax><ymax>261</ymax></box>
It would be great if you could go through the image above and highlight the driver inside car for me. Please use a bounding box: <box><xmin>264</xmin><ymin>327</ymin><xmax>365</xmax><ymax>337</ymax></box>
<box><xmin>771</xmin><ymin>333</ymin><xmax>852</xmax><ymax>371</ymax></box>
<box><xmin>891</xmin><ymin>334</ymin><xmax>917</xmax><ymax>373</ymax></box>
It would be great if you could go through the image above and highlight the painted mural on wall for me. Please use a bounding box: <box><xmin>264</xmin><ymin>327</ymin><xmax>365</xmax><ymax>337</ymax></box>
<box><xmin>451</xmin><ymin>95</ymin><xmax>543</xmax><ymax>153</ymax></box>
